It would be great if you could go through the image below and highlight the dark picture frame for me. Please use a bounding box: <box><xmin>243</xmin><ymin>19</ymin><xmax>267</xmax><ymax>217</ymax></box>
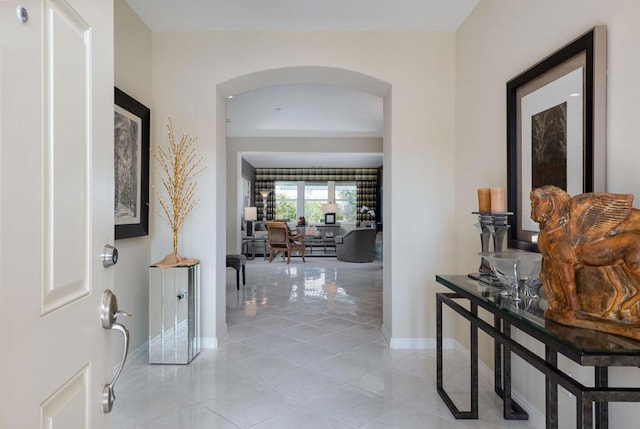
<box><xmin>114</xmin><ymin>87</ymin><xmax>150</xmax><ymax>239</ymax></box>
<box><xmin>324</xmin><ymin>213</ymin><xmax>336</xmax><ymax>224</ymax></box>
<box><xmin>507</xmin><ymin>26</ymin><xmax>606</xmax><ymax>251</ymax></box>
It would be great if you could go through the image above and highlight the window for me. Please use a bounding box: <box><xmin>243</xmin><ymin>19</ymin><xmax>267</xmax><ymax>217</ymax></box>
<box><xmin>274</xmin><ymin>181</ymin><xmax>297</xmax><ymax>221</ymax></box>
<box><xmin>335</xmin><ymin>182</ymin><xmax>356</xmax><ymax>221</ymax></box>
<box><xmin>273</xmin><ymin>180</ymin><xmax>358</xmax><ymax>223</ymax></box>
<box><xmin>304</xmin><ymin>182</ymin><xmax>328</xmax><ymax>223</ymax></box>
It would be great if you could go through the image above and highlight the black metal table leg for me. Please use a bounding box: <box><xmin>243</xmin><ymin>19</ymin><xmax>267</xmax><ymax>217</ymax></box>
<box><xmin>501</xmin><ymin>321</ymin><xmax>528</xmax><ymax>420</ymax></box>
<box><xmin>243</xmin><ymin>239</ymin><xmax>256</xmax><ymax>260</ymax></box>
<box><xmin>577</xmin><ymin>392</ymin><xmax>594</xmax><ymax>429</ymax></box>
<box><xmin>436</xmin><ymin>293</ymin><xmax>478</xmax><ymax>419</ymax></box>
<box><xmin>437</xmin><ymin>293</ymin><xmax>443</xmax><ymax>394</ymax></box>
<box><xmin>546</xmin><ymin>346</ymin><xmax>558</xmax><ymax>429</ymax></box>
<box><xmin>495</xmin><ymin>315</ymin><xmax>503</xmax><ymax>396</ymax></box>
<box><xmin>595</xmin><ymin>367</ymin><xmax>608</xmax><ymax>429</ymax></box>
<box><xmin>503</xmin><ymin>321</ymin><xmax>514</xmax><ymax>419</ymax></box>
<box><xmin>470</xmin><ymin>302</ymin><xmax>479</xmax><ymax>418</ymax></box>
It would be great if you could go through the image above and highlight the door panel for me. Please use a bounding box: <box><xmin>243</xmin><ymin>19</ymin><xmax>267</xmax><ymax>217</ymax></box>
<box><xmin>0</xmin><ymin>1</ymin><xmax>115</xmax><ymax>427</ymax></box>
<box><xmin>41</xmin><ymin>366</ymin><xmax>90</xmax><ymax>428</ymax></box>
<box><xmin>43</xmin><ymin>0</ymin><xmax>92</xmax><ymax>313</ymax></box>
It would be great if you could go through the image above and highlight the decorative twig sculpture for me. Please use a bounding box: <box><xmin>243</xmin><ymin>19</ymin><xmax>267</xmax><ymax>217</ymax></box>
<box><xmin>152</xmin><ymin>118</ymin><xmax>205</xmax><ymax>266</ymax></box>
<box><xmin>530</xmin><ymin>185</ymin><xmax>640</xmax><ymax>339</ymax></box>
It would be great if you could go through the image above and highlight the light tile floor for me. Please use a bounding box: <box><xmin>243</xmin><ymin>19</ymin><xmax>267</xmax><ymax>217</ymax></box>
<box><xmin>114</xmin><ymin>258</ymin><xmax>541</xmax><ymax>428</ymax></box>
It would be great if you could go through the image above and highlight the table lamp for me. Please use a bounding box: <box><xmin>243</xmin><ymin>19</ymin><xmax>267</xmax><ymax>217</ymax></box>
<box><xmin>322</xmin><ymin>202</ymin><xmax>338</xmax><ymax>224</ymax></box>
<box><xmin>244</xmin><ymin>207</ymin><xmax>257</xmax><ymax>236</ymax></box>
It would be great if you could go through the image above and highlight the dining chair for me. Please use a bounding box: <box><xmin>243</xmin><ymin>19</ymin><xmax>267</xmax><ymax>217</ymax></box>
<box><xmin>266</xmin><ymin>221</ymin><xmax>306</xmax><ymax>264</ymax></box>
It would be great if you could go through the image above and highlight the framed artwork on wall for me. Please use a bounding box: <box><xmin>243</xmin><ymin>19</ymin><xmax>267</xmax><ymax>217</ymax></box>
<box><xmin>242</xmin><ymin>178</ymin><xmax>252</xmax><ymax>210</ymax></box>
<box><xmin>506</xmin><ymin>26</ymin><xmax>607</xmax><ymax>251</ymax></box>
<box><xmin>114</xmin><ymin>87</ymin><xmax>150</xmax><ymax>239</ymax></box>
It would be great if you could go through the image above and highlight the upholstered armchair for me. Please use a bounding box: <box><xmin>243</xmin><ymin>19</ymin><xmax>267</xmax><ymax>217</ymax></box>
<box><xmin>335</xmin><ymin>228</ymin><xmax>377</xmax><ymax>262</ymax></box>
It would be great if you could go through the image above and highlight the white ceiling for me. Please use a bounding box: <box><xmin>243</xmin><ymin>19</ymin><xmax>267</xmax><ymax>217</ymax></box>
<box><xmin>227</xmin><ymin>84</ymin><xmax>384</xmax><ymax>168</ymax></box>
<box><xmin>226</xmin><ymin>84</ymin><xmax>383</xmax><ymax>138</ymax></box>
<box><xmin>125</xmin><ymin>0</ymin><xmax>479</xmax><ymax>167</ymax></box>
<box><xmin>125</xmin><ymin>0</ymin><xmax>479</xmax><ymax>32</ymax></box>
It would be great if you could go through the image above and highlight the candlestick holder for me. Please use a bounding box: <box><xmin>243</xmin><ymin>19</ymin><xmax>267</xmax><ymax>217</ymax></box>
<box><xmin>468</xmin><ymin>211</ymin><xmax>513</xmax><ymax>284</ymax></box>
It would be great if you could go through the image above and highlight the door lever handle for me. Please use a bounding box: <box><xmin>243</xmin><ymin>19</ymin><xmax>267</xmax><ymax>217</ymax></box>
<box><xmin>100</xmin><ymin>290</ymin><xmax>131</xmax><ymax>413</ymax></box>
<box><xmin>101</xmin><ymin>289</ymin><xmax>130</xmax><ymax>329</ymax></box>
<box><xmin>116</xmin><ymin>309</ymin><xmax>131</xmax><ymax>318</ymax></box>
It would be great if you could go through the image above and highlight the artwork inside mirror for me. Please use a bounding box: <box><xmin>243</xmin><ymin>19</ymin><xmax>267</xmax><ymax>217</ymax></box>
<box><xmin>506</xmin><ymin>26</ymin><xmax>606</xmax><ymax>251</ymax></box>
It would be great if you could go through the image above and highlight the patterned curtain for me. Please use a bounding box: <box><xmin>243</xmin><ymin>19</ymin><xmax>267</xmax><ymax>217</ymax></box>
<box><xmin>254</xmin><ymin>180</ymin><xmax>275</xmax><ymax>221</ymax></box>
<box><xmin>356</xmin><ymin>181</ymin><xmax>377</xmax><ymax>225</ymax></box>
<box><xmin>255</xmin><ymin>168</ymin><xmax>378</xmax><ymax>182</ymax></box>
<box><xmin>255</xmin><ymin>169</ymin><xmax>379</xmax><ymax>224</ymax></box>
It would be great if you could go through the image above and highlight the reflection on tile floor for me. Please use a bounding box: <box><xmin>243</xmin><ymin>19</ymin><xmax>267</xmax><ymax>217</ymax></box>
<box><xmin>114</xmin><ymin>258</ymin><xmax>540</xmax><ymax>428</ymax></box>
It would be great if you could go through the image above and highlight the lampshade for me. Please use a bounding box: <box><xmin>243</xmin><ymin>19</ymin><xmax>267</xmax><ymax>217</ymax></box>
<box><xmin>322</xmin><ymin>203</ymin><xmax>338</xmax><ymax>214</ymax></box>
<box><xmin>244</xmin><ymin>207</ymin><xmax>257</xmax><ymax>221</ymax></box>
<box><xmin>259</xmin><ymin>190</ymin><xmax>271</xmax><ymax>199</ymax></box>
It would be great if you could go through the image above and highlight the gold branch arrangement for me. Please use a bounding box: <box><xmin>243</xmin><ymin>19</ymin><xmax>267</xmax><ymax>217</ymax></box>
<box><xmin>152</xmin><ymin>117</ymin><xmax>206</xmax><ymax>266</ymax></box>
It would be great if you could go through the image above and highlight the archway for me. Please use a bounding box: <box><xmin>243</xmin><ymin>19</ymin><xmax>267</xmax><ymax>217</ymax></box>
<box><xmin>217</xmin><ymin>66</ymin><xmax>391</xmax><ymax>338</ymax></box>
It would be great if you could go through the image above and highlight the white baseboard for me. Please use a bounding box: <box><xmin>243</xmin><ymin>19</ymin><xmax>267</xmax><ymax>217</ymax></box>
<box><xmin>201</xmin><ymin>337</ymin><xmax>218</xmax><ymax>349</ymax></box>
<box><xmin>381</xmin><ymin>325</ymin><xmax>455</xmax><ymax>350</ymax></box>
<box><xmin>511</xmin><ymin>391</ymin><xmax>545</xmax><ymax>428</ymax></box>
<box><xmin>201</xmin><ymin>323</ymin><xmax>228</xmax><ymax>349</ymax></box>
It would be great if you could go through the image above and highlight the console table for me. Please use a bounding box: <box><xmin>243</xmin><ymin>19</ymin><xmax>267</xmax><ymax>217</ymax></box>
<box><xmin>435</xmin><ymin>275</ymin><xmax>640</xmax><ymax>429</ymax></box>
<box><xmin>304</xmin><ymin>236</ymin><xmax>336</xmax><ymax>255</ymax></box>
<box><xmin>242</xmin><ymin>237</ymin><xmax>267</xmax><ymax>260</ymax></box>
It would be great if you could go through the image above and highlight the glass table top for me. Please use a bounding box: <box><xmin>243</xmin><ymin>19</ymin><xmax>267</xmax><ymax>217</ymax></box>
<box><xmin>436</xmin><ymin>275</ymin><xmax>640</xmax><ymax>359</ymax></box>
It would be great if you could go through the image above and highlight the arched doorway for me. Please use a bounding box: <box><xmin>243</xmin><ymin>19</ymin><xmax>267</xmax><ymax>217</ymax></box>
<box><xmin>217</xmin><ymin>66</ymin><xmax>391</xmax><ymax>338</ymax></box>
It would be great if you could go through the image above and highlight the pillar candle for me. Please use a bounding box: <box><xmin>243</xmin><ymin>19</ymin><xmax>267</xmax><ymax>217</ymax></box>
<box><xmin>490</xmin><ymin>187</ymin><xmax>506</xmax><ymax>213</ymax></box>
<box><xmin>477</xmin><ymin>188</ymin><xmax>491</xmax><ymax>212</ymax></box>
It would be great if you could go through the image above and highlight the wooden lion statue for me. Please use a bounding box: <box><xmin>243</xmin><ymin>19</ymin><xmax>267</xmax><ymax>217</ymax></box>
<box><xmin>530</xmin><ymin>185</ymin><xmax>640</xmax><ymax>339</ymax></box>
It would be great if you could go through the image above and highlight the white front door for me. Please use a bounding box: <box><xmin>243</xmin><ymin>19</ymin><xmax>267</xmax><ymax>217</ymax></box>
<box><xmin>0</xmin><ymin>1</ymin><xmax>117</xmax><ymax>427</ymax></box>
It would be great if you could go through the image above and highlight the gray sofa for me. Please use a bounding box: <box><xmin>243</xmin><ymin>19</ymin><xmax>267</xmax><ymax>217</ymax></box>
<box><xmin>335</xmin><ymin>228</ymin><xmax>377</xmax><ymax>262</ymax></box>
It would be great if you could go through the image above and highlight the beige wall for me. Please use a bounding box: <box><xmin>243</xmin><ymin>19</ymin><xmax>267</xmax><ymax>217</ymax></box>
<box><xmin>456</xmin><ymin>0</ymin><xmax>640</xmax><ymax>425</ymax></box>
<box><xmin>150</xmin><ymin>31</ymin><xmax>458</xmax><ymax>347</ymax></box>
<box><xmin>114</xmin><ymin>0</ymin><xmax>152</xmax><ymax>353</ymax></box>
